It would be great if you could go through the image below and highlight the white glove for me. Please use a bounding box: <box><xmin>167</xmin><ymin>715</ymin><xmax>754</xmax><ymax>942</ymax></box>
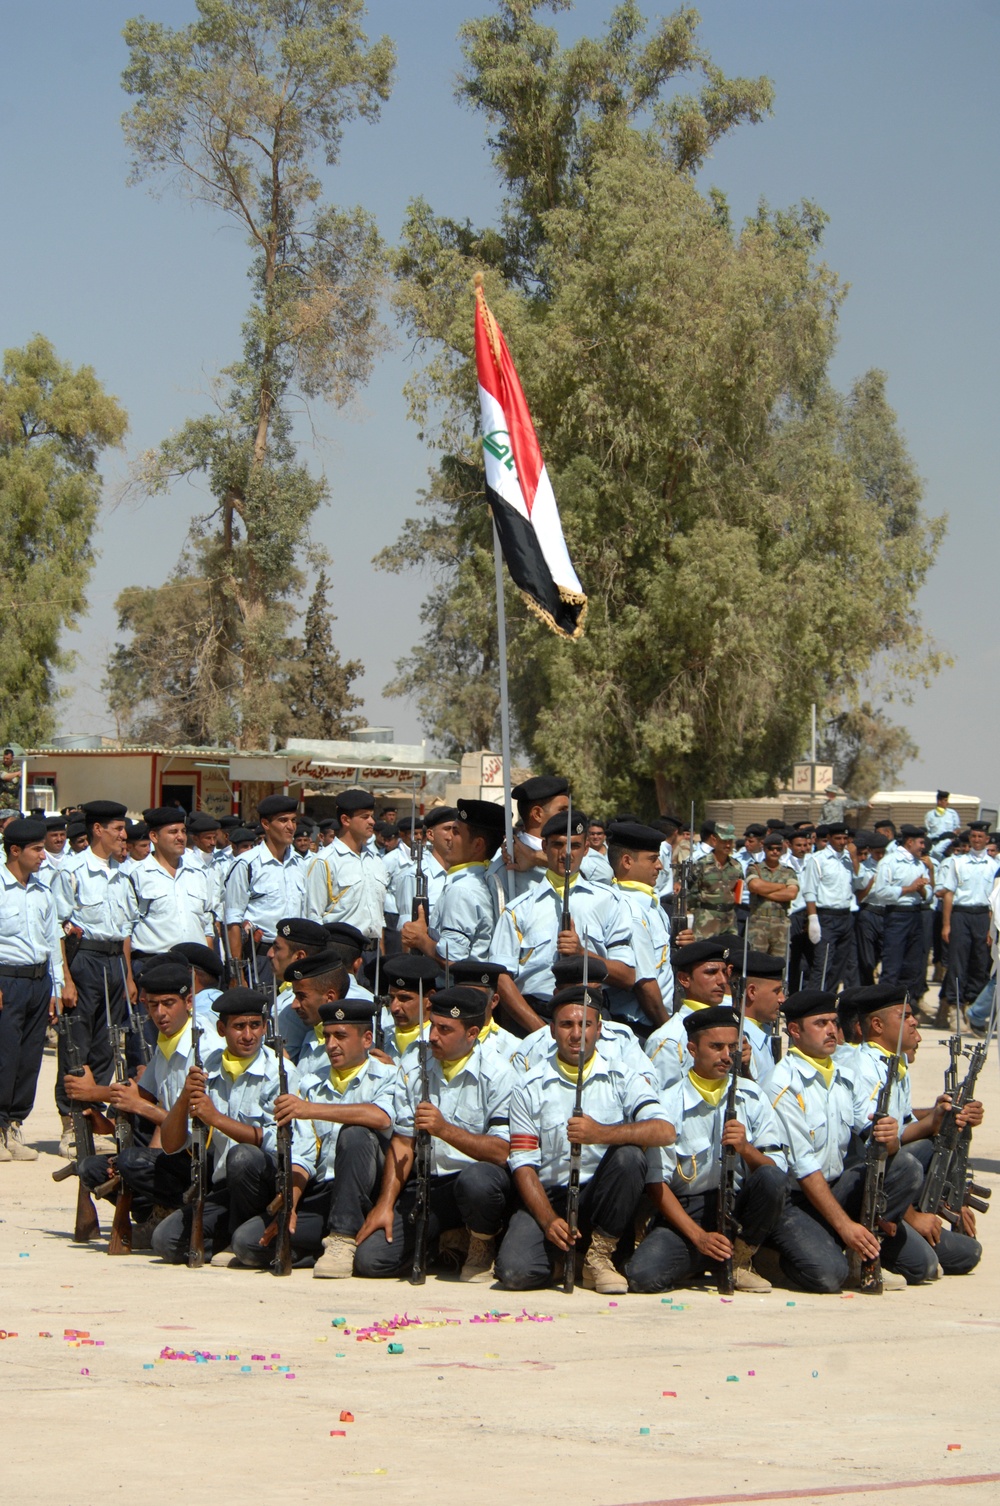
<box><xmin>807</xmin><ymin>915</ymin><xmax>822</xmax><ymax>946</ymax></box>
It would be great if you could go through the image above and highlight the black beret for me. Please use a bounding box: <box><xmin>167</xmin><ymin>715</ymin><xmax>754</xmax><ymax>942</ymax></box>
<box><xmin>318</xmin><ymin>817</ymin><xmax>337</xmax><ymax>832</ymax></box>
<box><xmin>607</xmin><ymin>820</ymin><xmax>665</xmax><ymax>852</ymax></box>
<box><xmin>143</xmin><ymin>806</ymin><xmax>189</xmax><ymax>830</ymax></box>
<box><xmin>782</xmin><ymin>989</ymin><xmax>838</xmax><ymax>1021</ymax></box>
<box><xmin>285</xmin><ymin>950</ymin><xmax>346</xmax><ymax>983</ymax></box>
<box><xmin>319</xmin><ymin>997</ymin><xmax>375</xmax><ymax>1025</ymax></box>
<box><xmin>323</xmin><ymin>921</ymin><xmax>366</xmax><ymax>954</ymax></box>
<box><xmin>684</xmin><ymin>1004</ymin><xmax>739</xmax><ymax>1037</ymax></box>
<box><xmin>4</xmin><ymin>817</ymin><xmax>45</xmax><ymax>845</ymax></box>
<box><xmin>170</xmin><ymin>942</ymin><xmax>224</xmax><ymax>982</ymax></box>
<box><xmin>673</xmin><ymin>937</ymin><xmax>732</xmax><ymax>969</ymax></box>
<box><xmin>852</xmin><ymin>982</ymin><xmax>909</xmax><ymax>1020</ymax></box>
<box><xmin>140</xmin><ymin>962</ymin><xmax>191</xmax><ymax>998</ymax></box>
<box><xmin>219</xmin><ymin>815</ymin><xmax>242</xmax><ymax>830</ymax></box>
<box><xmin>511</xmin><ymin>776</ymin><xmax>569</xmax><ymax>804</ymax></box>
<box><xmin>458</xmin><ymin>799</ymin><xmax>507</xmax><ymax>832</ymax></box>
<box><xmin>745</xmin><ymin>951</ymin><xmax>785</xmax><ymax>980</ymax></box>
<box><xmin>125</xmin><ymin>820</ymin><xmax>149</xmax><ymax>841</ymax></box>
<box><xmin>187</xmin><ymin>810</ymin><xmax>221</xmax><ymax>833</ymax></box>
<box><xmin>836</xmin><ymin>987</ymin><xmax>863</xmax><ymax>1029</ymax></box>
<box><xmin>229</xmin><ymin>827</ymin><xmax>258</xmax><ymax>844</ymax></box>
<box><xmin>765</xmin><ymin>818</ymin><xmax>787</xmax><ymax>830</ymax></box>
<box><xmin>541</xmin><ymin>810</ymin><xmax>587</xmax><ymax>839</ymax></box>
<box><xmin>81</xmin><ymin>800</ymin><xmax>127</xmax><ymax>822</ymax></box>
<box><xmin>899</xmin><ymin>824</ymin><xmax>926</xmax><ymax>839</ymax></box>
<box><xmin>657</xmin><ymin>814</ymin><xmax>682</xmax><ymax>832</ymax></box>
<box><xmin>550</xmin><ymin>984</ymin><xmax>605</xmax><ymax>1016</ymax></box>
<box><xmin>212</xmin><ymin>987</ymin><xmax>267</xmax><ymax>1017</ymax></box>
<box><xmin>377</xmin><ymin>822</ymin><xmax>400</xmax><ymax>839</ymax></box>
<box><xmin>866</xmin><ymin>833</ymin><xmax>889</xmax><ymax>851</ymax></box>
<box><xmin>825</xmin><ymin>823</ymin><xmax>848</xmax><ymax>836</ymax></box>
<box><xmin>295</xmin><ymin>821</ymin><xmax>314</xmax><ymax>838</ymax></box>
<box><xmin>743</xmin><ymin>824</ymin><xmax>767</xmax><ymax>838</ymax></box>
<box><xmin>969</xmin><ymin>820</ymin><xmax>990</xmax><ymax>832</ymax></box>
<box><xmin>384</xmin><ymin>954</ymin><xmax>440</xmax><ymax>989</ymax></box>
<box><xmin>762</xmin><ymin>832</ymin><xmax>785</xmax><ymax>848</ymax></box>
<box><xmin>814</xmin><ymin>824</ymin><xmax>831</xmax><ymax>839</ymax></box>
<box><xmin>67</xmin><ymin>820</ymin><xmax>86</xmax><ymax>841</ymax></box>
<box><xmin>448</xmin><ymin>959</ymin><xmax>508</xmax><ymax>989</ymax></box>
<box><xmin>275</xmin><ymin>917</ymin><xmax>329</xmax><ymax>948</ymax></box>
<box><xmin>424</xmin><ymin>805</ymin><xmax>459</xmax><ymax>829</ymax></box>
<box><xmin>552</xmin><ymin>954</ymin><xmax>609</xmax><ymax>987</ymax></box>
<box><xmin>428</xmin><ymin>986</ymin><xmax>487</xmax><ymax>1022</ymax></box>
<box><xmin>258</xmin><ymin>794</ymin><xmax>299</xmax><ymax>819</ymax></box>
<box><xmin>335</xmin><ymin>788</ymin><xmax>375</xmax><ymax>815</ymax></box>
<box><xmin>45</xmin><ymin>814</ymin><xmax>68</xmax><ymax>831</ymax></box>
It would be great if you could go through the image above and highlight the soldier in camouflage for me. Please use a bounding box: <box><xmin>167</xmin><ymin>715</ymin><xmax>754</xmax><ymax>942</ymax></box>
<box><xmin>746</xmin><ymin>832</ymin><xmax>799</xmax><ymax>953</ymax></box>
<box><xmin>688</xmin><ymin>822</ymin><xmax>743</xmax><ymax>938</ymax></box>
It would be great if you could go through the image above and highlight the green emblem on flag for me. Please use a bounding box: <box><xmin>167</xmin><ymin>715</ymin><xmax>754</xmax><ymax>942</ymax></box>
<box><xmin>483</xmin><ymin>429</ymin><xmax>515</xmax><ymax>471</ymax></box>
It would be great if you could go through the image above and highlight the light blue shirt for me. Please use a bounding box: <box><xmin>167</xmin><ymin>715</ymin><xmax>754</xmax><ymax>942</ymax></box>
<box><xmin>490</xmin><ymin>873</ymin><xmax>634</xmax><ymax>1000</ymax></box>
<box><xmin>0</xmin><ymin>865</ymin><xmax>64</xmax><ymax>989</ymax></box>
<box><xmin>513</xmin><ymin>1017</ymin><xmax>654</xmax><ymax>1083</ymax></box>
<box><xmin>744</xmin><ymin>1016</ymin><xmax>777</xmax><ymax>1085</ymax></box>
<box><xmin>129</xmin><ymin>853</ymin><xmax>216</xmax><ymax>952</ymax></box>
<box><xmin>140</xmin><ymin>1018</ymin><xmax>198</xmax><ymax>1113</ymax></box>
<box><xmin>182</xmin><ymin>849</ymin><xmax>224</xmax><ymax>922</ymax></box>
<box><xmin>435</xmin><ymin>863</ymin><xmax>500</xmax><ymax>963</ymax></box>
<box><xmin>579</xmin><ymin>847</ymin><xmax>614</xmax><ymax>886</ymax></box>
<box><xmin>51</xmin><ymin>848</ymin><xmax>138</xmax><ymax>940</ymax></box>
<box><xmin>798</xmin><ymin>845</ymin><xmax>860</xmax><ymax>911</ymax></box>
<box><xmin>644</xmin><ymin>1002</ymin><xmax>697</xmax><ymax>1091</ymax></box>
<box><xmin>392</xmin><ymin>1042</ymin><xmax>514</xmax><ymax>1177</ymax></box>
<box><xmin>224</xmin><ymin>845</ymin><xmax>306</xmax><ymax>941</ymax></box>
<box><xmin>656</xmin><ymin>1075</ymin><xmax>787</xmax><ymax>1193</ymax></box>
<box><xmin>654</xmin><ymin>841</ymin><xmax>674</xmax><ymax>897</ymax></box>
<box><xmin>868</xmin><ymin>846</ymin><xmax>929</xmax><ymax>908</ymax></box>
<box><xmin>303</xmin><ymin>1056</ymin><xmax>398</xmax><ymax>1181</ymax></box>
<box><xmin>202</xmin><ymin>1043</ymin><xmax>313</xmax><ymax>1180</ymax></box>
<box><xmin>508</xmin><ymin>1049</ymin><xmax>665</xmax><ymax>1190</ymax></box>
<box><xmin>395</xmin><ymin>850</ymin><xmax>449</xmax><ymax>931</ymax></box>
<box><xmin>35</xmin><ymin>851</ymin><xmax>65</xmax><ymax>890</ymax></box>
<box><xmin>768</xmin><ymin>1049</ymin><xmax>871</xmax><ymax>1188</ymax></box>
<box><xmin>924</xmin><ymin>806</ymin><xmax>960</xmax><ymax>844</ymax></box>
<box><xmin>936</xmin><ymin>849</ymin><xmax>1000</xmax><ymax>907</ymax></box>
<box><xmin>607</xmin><ymin>880</ymin><xmax>674</xmax><ymax>1023</ymax></box>
<box><xmin>304</xmin><ymin>838</ymin><xmax>388</xmax><ymax>939</ymax></box>
<box><xmin>851</xmin><ymin>1040</ymin><xmax>914</xmax><ymax>1131</ymax></box>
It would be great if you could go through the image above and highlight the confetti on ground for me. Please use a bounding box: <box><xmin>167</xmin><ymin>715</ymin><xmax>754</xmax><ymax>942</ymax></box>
<box><xmin>726</xmin><ymin>1375</ymin><xmax>739</xmax><ymax>1382</ymax></box>
<box><xmin>948</xmin><ymin>1445</ymin><xmax>962</xmax><ymax>1451</ymax></box>
<box><xmin>639</xmin><ymin>1427</ymin><xmax>650</xmax><ymax>1435</ymax></box>
<box><xmin>662</xmin><ymin>1391</ymin><xmax>676</xmax><ymax>1397</ymax></box>
<box><xmin>340</xmin><ymin>1411</ymin><xmax>354</xmax><ymax>1422</ymax></box>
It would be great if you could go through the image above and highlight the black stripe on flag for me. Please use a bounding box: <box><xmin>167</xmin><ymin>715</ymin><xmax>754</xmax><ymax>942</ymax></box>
<box><xmin>487</xmin><ymin>485</ymin><xmax>585</xmax><ymax>639</ymax></box>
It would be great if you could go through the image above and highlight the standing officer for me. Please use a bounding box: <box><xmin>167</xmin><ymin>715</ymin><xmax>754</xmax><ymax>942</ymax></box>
<box><xmin>924</xmin><ymin>791</ymin><xmax>960</xmax><ymax>858</ymax></box>
<box><xmin>487</xmin><ymin>775</ymin><xmax>570</xmax><ymax>899</ymax></box>
<box><xmin>688</xmin><ymin>822</ymin><xmax>742</xmax><ymax>938</ymax></box>
<box><xmin>224</xmin><ymin>794</ymin><xmax>305</xmax><ymax>984</ymax></box>
<box><xmin>855</xmin><ymin>831</ymin><xmax>889</xmax><ymax>985</ymax></box>
<box><xmin>799</xmin><ymin>823</ymin><xmax>861</xmax><ymax>989</ymax></box>
<box><xmin>867</xmin><ymin>825</ymin><xmax>930</xmax><ymax>996</ymax></box>
<box><xmin>305</xmin><ymin>788</ymin><xmax>387</xmax><ymax>941</ymax></box>
<box><xmin>0</xmin><ymin>818</ymin><xmax>64</xmax><ymax>1161</ymax></box>
<box><xmin>394</xmin><ymin>806</ymin><xmax>458</xmax><ymax>933</ymax></box>
<box><xmin>51</xmin><ymin>800</ymin><xmax>138</xmax><ymax>1158</ymax></box>
<box><xmin>404</xmin><ymin>799</ymin><xmax>506</xmax><ymax>971</ymax></box>
<box><xmin>36</xmin><ymin>814</ymin><xmax>69</xmax><ymax>888</ymax></box>
<box><xmin>937</xmin><ymin>819</ymin><xmax>998</xmax><ymax>1019</ymax></box>
<box><xmin>129</xmin><ymin>807</ymin><xmax>216</xmax><ymax>978</ymax></box>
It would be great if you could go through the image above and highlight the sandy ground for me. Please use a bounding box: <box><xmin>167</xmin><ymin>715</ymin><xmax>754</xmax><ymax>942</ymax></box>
<box><xmin>3</xmin><ymin>1026</ymin><xmax>1000</xmax><ymax>1506</ymax></box>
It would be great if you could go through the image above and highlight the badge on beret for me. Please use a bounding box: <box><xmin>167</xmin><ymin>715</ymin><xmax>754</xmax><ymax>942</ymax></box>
<box><xmin>479</xmin><ymin>973</ymin><xmax>490</xmax><ymax>985</ymax></box>
<box><xmin>449</xmin><ymin>1006</ymin><xmax>460</xmax><ymax>1018</ymax></box>
<box><xmin>334</xmin><ymin>1007</ymin><xmax>345</xmax><ymax>1021</ymax></box>
<box><xmin>280</xmin><ymin>923</ymin><xmax>291</xmax><ymax>937</ymax></box>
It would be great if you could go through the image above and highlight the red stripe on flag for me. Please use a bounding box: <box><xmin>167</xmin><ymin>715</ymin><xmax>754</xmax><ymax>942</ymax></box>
<box><xmin>475</xmin><ymin>295</ymin><xmax>544</xmax><ymax>516</ymax></box>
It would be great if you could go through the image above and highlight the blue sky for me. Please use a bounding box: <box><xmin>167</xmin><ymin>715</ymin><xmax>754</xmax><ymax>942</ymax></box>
<box><xmin>1</xmin><ymin>2</ymin><xmax>997</xmax><ymax>802</ymax></box>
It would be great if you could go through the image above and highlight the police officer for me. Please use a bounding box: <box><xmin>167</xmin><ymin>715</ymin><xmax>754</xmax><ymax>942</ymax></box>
<box><xmin>355</xmin><ymin>986</ymin><xmax>515</xmax><ymax>1282</ymax></box>
<box><xmin>937</xmin><ymin>819</ymin><xmax>998</xmax><ymax>1018</ymax></box>
<box><xmin>799</xmin><ymin>823</ymin><xmax>862</xmax><ymax>989</ymax></box>
<box><xmin>644</xmin><ymin>937</ymin><xmax>730</xmax><ymax>1092</ymax></box>
<box><xmin>51</xmin><ymin>800</ymin><xmax>138</xmax><ymax>1158</ymax></box>
<box><xmin>305</xmin><ymin>788</ymin><xmax>388</xmax><ymax>940</ymax></box>
<box><xmin>867</xmin><ymin>824</ymin><xmax>930</xmax><ymax>996</ymax></box>
<box><xmin>0</xmin><ymin>818</ymin><xmax>65</xmax><ymax>1161</ymax></box>
<box><xmin>368</xmin><ymin>952</ymin><xmax>439</xmax><ymax>1064</ymax></box>
<box><xmin>129</xmin><ymin>807</ymin><xmax>216</xmax><ymax>978</ymax></box>
<box><xmin>606</xmin><ymin>819</ymin><xmax>673</xmax><ymax>1039</ymax></box>
<box><xmin>224</xmin><ymin>794</ymin><xmax>305</xmax><ymax>984</ymax></box>
<box><xmin>488</xmin><ymin>775</ymin><xmax>570</xmax><ymax>899</ymax></box>
<box><xmin>394</xmin><ymin>806</ymin><xmax>457</xmax><ymax>935</ymax></box>
<box><xmin>36</xmin><ymin>814</ymin><xmax>68</xmax><ymax>889</ymax></box>
<box><xmin>280</xmin><ymin>951</ymin><xmax>351</xmax><ymax>1073</ymax></box>
<box><xmin>742</xmin><ymin>951</ymin><xmax>786</xmax><ymax>1083</ymax></box>
<box><xmin>854</xmin><ymin>831</ymin><xmax>889</xmax><ymax>985</ymax></box>
<box><xmin>404</xmin><ymin>799</ymin><xmax>506</xmax><ymax>972</ymax></box>
<box><xmin>627</xmin><ymin>1004</ymin><xmax>787</xmax><ymax>1293</ymax></box>
<box><xmin>496</xmin><ymin>984</ymin><xmax>674</xmax><ymax>1293</ymax></box>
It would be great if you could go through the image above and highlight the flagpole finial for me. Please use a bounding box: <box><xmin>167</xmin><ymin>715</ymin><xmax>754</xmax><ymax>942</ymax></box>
<box><xmin>473</xmin><ymin>271</ymin><xmax>484</xmax><ymax>289</ymax></box>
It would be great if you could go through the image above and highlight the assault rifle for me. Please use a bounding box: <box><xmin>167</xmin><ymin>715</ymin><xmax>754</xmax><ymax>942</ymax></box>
<box><xmin>51</xmin><ymin>1003</ymin><xmax>101</xmax><ymax>1243</ymax></box>
<box><xmin>265</xmin><ymin>980</ymin><xmax>293</xmax><ymax>1276</ymax></box>
<box><xmin>918</xmin><ymin>1003</ymin><xmax>993</xmax><ymax>1227</ymax></box>
<box><xmin>858</xmin><ymin>1000</ymin><xmax>908</xmax><ymax>1293</ymax></box>
<box><xmin>214</xmin><ymin>918</ymin><xmax>240</xmax><ymax>989</ymax></box>
<box><xmin>563</xmin><ymin>938</ymin><xmax>589</xmax><ymax>1295</ymax></box>
<box><xmin>671</xmin><ymin>799</ymin><xmax>697</xmax><ymax>942</ymax></box>
<box><xmin>104</xmin><ymin>971</ymin><xmax>135</xmax><ymax>1256</ymax></box>
<box><xmin>717</xmin><ymin>927</ymin><xmax>749</xmax><ymax>1296</ymax></box>
<box><xmin>409</xmin><ymin>974</ymin><xmax>431</xmax><ymax>1285</ymax></box>
<box><xmin>183</xmin><ymin>1024</ymin><xmax>207</xmax><ymax>1269</ymax></box>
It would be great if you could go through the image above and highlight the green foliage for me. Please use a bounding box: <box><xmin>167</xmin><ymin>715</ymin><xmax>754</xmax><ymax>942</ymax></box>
<box><xmin>115</xmin><ymin>0</ymin><xmax>393</xmax><ymax>746</ymax></box>
<box><xmin>0</xmin><ymin>336</ymin><xmax>127</xmax><ymax>744</ymax></box>
<box><xmin>378</xmin><ymin>1</ymin><xmax>943</xmax><ymax>813</ymax></box>
<box><xmin>280</xmin><ymin>569</ymin><xmax>364</xmax><ymax>738</ymax></box>
<box><xmin>818</xmin><ymin>702</ymin><xmax>919</xmax><ymax>802</ymax></box>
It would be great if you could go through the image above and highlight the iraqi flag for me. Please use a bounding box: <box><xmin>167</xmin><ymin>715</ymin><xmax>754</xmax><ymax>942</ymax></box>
<box><xmin>475</xmin><ymin>277</ymin><xmax>587</xmax><ymax>640</ymax></box>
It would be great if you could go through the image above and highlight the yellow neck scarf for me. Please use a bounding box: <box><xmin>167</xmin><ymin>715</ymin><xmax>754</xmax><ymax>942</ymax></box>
<box><xmin>221</xmin><ymin>1049</ymin><xmax>254</xmax><ymax>1081</ymax></box>
<box><xmin>314</xmin><ymin>1022</ymin><xmax>326</xmax><ymax>1044</ymax></box>
<box><xmin>791</xmin><ymin>1046</ymin><xmax>835</xmax><ymax>1088</ymax></box>
<box><xmin>440</xmin><ymin>1050</ymin><xmax>474</xmax><ymax>1083</ymax></box>
<box><xmin>683</xmin><ymin>998</ymin><xmax>710</xmax><ymax>1013</ymax></box>
<box><xmin>157</xmin><ymin>1024</ymin><xmax>189</xmax><ymax>1059</ymax></box>
<box><xmin>688</xmin><ymin>1069</ymin><xmax>728</xmax><ymax>1107</ymax></box>
<box><xmin>478</xmin><ymin>1018</ymin><xmax>499</xmax><ymax>1040</ymax></box>
<box><xmin>555</xmin><ymin>1054</ymin><xmax>597</xmax><ymax>1084</ymax></box>
<box><xmin>332</xmin><ymin>1062</ymin><xmax>365</xmax><ymax>1092</ymax></box>
<box><xmin>546</xmin><ymin>869</ymin><xmax>579</xmax><ymax>894</ymax></box>
<box><xmin>868</xmin><ymin>1039</ymin><xmax>908</xmax><ymax>1077</ymax></box>
<box><xmin>448</xmin><ymin>861</ymin><xmax>488</xmax><ymax>875</ymax></box>
<box><xmin>394</xmin><ymin>1022</ymin><xmax>421</xmax><ymax>1054</ymax></box>
<box><xmin>616</xmin><ymin>879</ymin><xmax>656</xmax><ymax>899</ymax></box>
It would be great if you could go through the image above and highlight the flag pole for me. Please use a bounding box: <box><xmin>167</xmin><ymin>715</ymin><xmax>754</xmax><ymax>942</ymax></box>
<box><xmin>491</xmin><ymin>513</ymin><xmax>516</xmax><ymax>903</ymax></box>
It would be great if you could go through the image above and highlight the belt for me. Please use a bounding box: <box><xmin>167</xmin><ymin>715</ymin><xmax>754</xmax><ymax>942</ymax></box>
<box><xmin>77</xmin><ymin>939</ymin><xmax>125</xmax><ymax>956</ymax></box>
<box><xmin>884</xmin><ymin>905</ymin><xmax>920</xmax><ymax>914</ymax></box>
<box><xmin>815</xmin><ymin>906</ymin><xmax>852</xmax><ymax>915</ymax></box>
<box><xmin>953</xmin><ymin>905</ymin><xmax>989</xmax><ymax>914</ymax></box>
<box><xmin>0</xmin><ymin>962</ymin><xmax>49</xmax><ymax>980</ymax></box>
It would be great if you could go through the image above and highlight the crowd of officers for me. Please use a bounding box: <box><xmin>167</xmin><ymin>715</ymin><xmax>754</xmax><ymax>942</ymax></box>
<box><xmin>0</xmin><ymin>776</ymin><xmax>988</xmax><ymax>1296</ymax></box>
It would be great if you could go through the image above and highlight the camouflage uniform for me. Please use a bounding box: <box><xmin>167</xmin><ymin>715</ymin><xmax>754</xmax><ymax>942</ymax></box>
<box><xmin>746</xmin><ymin>859</ymin><xmax>799</xmax><ymax>954</ymax></box>
<box><xmin>689</xmin><ymin>853</ymin><xmax>743</xmax><ymax>938</ymax></box>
